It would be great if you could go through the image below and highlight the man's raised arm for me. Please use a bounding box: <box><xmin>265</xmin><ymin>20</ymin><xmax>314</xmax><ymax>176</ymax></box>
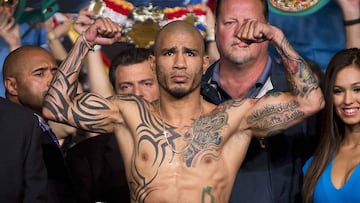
<box><xmin>238</xmin><ymin>19</ymin><xmax>324</xmax><ymax>137</ymax></box>
<box><xmin>42</xmin><ymin>18</ymin><xmax>122</xmax><ymax>134</ymax></box>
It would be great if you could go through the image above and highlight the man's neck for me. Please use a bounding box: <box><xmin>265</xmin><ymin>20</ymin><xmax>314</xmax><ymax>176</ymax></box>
<box><xmin>159</xmin><ymin>92</ymin><xmax>203</xmax><ymax>126</ymax></box>
<box><xmin>218</xmin><ymin>58</ymin><xmax>267</xmax><ymax>99</ymax></box>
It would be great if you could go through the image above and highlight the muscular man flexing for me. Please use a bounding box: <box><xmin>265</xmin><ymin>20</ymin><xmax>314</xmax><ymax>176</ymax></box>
<box><xmin>43</xmin><ymin>18</ymin><xmax>324</xmax><ymax>203</ymax></box>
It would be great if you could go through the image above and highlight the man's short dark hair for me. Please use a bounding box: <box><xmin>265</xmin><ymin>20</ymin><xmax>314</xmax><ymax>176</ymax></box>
<box><xmin>109</xmin><ymin>47</ymin><xmax>153</xmax><ymax>88</ymax></box>
<box><xmin>215</xmin><ymin>0</ymin><xmax>269</xmax><ymax>21</ymax></box>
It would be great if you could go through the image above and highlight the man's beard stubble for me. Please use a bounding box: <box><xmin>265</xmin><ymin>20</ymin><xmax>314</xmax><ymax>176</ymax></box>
<box><xmin>157</xmin><ymin>71</ymin><xmax>202</xmax><ymax>99</ymax></box>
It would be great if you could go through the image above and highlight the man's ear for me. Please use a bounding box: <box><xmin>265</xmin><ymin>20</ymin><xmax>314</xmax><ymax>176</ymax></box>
<box><xmin>4</xmin><ymin>77</ymin><xmax>19</xmax><ymax>96</ymax></box>
<box><xmin>203</xmin><ymin>55</ymin><xmax>210</xmax><ymax>73</ymax></box>
<box><xmin>148</xmin><ymin>55</ymin><xmax>156</xmax><ymax>72</ymax></box>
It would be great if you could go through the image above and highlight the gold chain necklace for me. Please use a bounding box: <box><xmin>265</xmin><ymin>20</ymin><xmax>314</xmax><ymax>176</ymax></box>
<box><xmin>158</xmin><ymin>97</ymin><xmax>203</xmax><ymax>154</ymax></box>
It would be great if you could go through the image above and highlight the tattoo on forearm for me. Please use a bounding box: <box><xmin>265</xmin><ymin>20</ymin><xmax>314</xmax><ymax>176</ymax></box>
<box><xmin>61</xmin><ymin>40</ymin><xmax>89</xmax><ymax>74</ymax></box>
<box><xmin>275</xmin><ymin>37</ymin><xmax>319</xmax><ymax>98</ymax></box>
<box><xmin>299</xmin><ymin>61</ymin><xmax>319</xmax><ymax>97</ymax></box>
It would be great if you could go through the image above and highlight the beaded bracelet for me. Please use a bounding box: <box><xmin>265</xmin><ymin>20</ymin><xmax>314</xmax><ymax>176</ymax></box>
<box><xmin>344</xmin><ymin>17</ymin><xmax>360</xmax><ymax>26</ymax></box>
<box><xmin>81</xmin><ymin>32</ymin><xmax>95</xmax><ymax>52</ymax></box>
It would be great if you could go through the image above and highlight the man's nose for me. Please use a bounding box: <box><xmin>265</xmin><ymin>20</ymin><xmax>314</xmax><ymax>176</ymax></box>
<box><xmin>174</xmin><ymin>53</ymin><xmax>186</xmax><ymax>70</ymax></box>
<box><xmin>133</xmin><ymin>84</ymin><xmax>144</xmax><ymax>98</ymax></box>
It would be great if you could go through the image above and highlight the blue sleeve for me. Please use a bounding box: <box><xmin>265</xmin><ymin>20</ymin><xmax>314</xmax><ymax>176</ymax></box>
<box><xmin>20</xmin><ymin>23</ymin><xmax>48</xmax><ymax>48</ymax></box>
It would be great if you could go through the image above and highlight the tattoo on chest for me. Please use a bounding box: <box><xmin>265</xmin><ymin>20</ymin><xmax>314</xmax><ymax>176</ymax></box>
<box><xmin>135</xmin><ymin>108</ymin><xmax>228</xmax><ymax>167</ymax></box>
<box><xmin>182</xmin><ymin>113</ymin><xmax>226</xmax><ymax>166</ymax></box>
<box><xmin>202</xmin><ymin>186</ymin><xmax>215</xmax><ymax>203</ymax></box>
<box><xmin>130</xmin><ymin>104</ymin><xmax>228</xmax><ymax>202</ymax></box>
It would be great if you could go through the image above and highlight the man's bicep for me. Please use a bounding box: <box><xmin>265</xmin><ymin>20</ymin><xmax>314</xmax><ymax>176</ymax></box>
<box><xmin>44</xmin><ymin>92</ymin><xmax>122</xmax><ymax>134</ymax></box>
<box><xmin>244</xmin><ymin>92</ymin><xmax>306</xmax><ymax>137</ymax></box>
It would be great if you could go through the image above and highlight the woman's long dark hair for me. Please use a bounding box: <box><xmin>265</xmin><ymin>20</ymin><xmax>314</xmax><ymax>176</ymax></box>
<box><xmin>302</xmin><ymin>48</ymin><xmax>360</xmax><ymax>203</ymax></box>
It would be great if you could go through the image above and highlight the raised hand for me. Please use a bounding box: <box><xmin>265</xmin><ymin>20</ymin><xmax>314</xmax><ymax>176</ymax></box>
<box><xmin>237</xmin><ymin>18</ymin><xmax>284</xmax><ymax>45</ymax></box>
<box><xmin>0</xmin><ymin>6</ymin><xmax>20</xmax><ymax>51</ymax></box>
<box><xmin>82</xmin><ymin>17</ymin><xmax>122</xmax><ymax>47</ymax></box>
<box><xmin>337</xmin><ymin>0</ymin><xmax>360</xmax><ymax>48</ymax></box>
<box><xmin>73</xmin><ymin>6</ymin><xmax>96</xmax><ymax>34</ymax></box>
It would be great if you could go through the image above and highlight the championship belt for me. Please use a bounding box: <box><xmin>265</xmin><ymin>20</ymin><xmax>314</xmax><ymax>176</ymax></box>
<box><xmin>88</xmin><ymin>0</ymin><xmax>207</xmax><ymax>48</ymax></box>
<box><xmin>268</xmin><ymin>0</ymin><xmax>330</xmax><ymax>16</ymax></box>
<box><xmin>126</xmin><ymin>3</ymin><xmax>164</xmax><ymax>48</ymax></box>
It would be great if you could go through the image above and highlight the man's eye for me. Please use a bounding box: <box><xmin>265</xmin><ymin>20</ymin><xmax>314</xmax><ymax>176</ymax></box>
<box><xmin>224</xmin><ymin>21</ymin><xmax>235</xmax><ymax>26</ymax></box>
<box><xmin>34</xmin><ymin>72</ymin><xmax>44</xmax><ymax>77</ymax></box>
<box><xmin>164</xmin><ymin>51</ymin><xmax>174</xmax><ymax>56</ymax></box>
<box><xmin>144</xmin><ymin>82</ymin><xmax>153</xmax><ymax>86</ymax></box>
<box><xmin>186</xmin><ymin>51</ymin><xmax>195</xmax><ymax>57</ymax></box>
<box><xmin>120</xmin><ymin>85</ymin><xmax>130</xmax><ymax>90</ymax></box>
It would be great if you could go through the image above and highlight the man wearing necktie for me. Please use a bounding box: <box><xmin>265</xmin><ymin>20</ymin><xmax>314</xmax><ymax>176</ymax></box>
<box><xmin>3</xmin><ymin>45</ymin><xmax>76</xmax><ymax>203</ymax></box>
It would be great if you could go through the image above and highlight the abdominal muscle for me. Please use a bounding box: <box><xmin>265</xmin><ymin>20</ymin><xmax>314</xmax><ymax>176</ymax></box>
<box><xmin>128</xmin><ymin>148</ymin><xmax>232</xmax><ymax>203</ymax></box>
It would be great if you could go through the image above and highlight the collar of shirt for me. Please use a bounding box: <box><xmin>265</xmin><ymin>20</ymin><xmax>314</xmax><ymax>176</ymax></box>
<box><xmin>212</xmin><ymin>56</ymin><xmax>272</xmax><ymax>98</ymax></box>
<box><xmin>34</xmin><ymin>113</ymin><xmax>51</xmax><ymax>132</ymax></box>
<box><xmin>34</xmin><ymin>113</ymin><xmax>60</xmax><ymax>147</ymax></box>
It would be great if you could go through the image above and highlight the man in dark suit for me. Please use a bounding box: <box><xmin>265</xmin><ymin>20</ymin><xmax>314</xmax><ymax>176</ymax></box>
<box><xmin>0</xmin><ymin>97</ymin><xmax>48</xmax><ymax>202</ymax></box>
<box><xmin>66</xmin><ymin>133</ymin><xmax>129</xmax><ymax>202</ymax></box>
<box><xmin>3</xmin><ymin>46</ymin><xmax>75</xmax><ymax>203</ymax></box>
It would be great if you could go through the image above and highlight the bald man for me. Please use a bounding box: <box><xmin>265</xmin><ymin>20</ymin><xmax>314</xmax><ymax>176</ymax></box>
<box><xmin>3</xmin><ymin>46</ymin><xmax>57</xmax><ymax>114</ymax></box>
<box><xmin>43</xmin><ymin>18</ymin><xmax>323</xmax><ymax>203</ymax></box>
<box><xmin>3</xmin><ymin>46</ymin><xmax>76</xmax><ymax>203</ymax></box>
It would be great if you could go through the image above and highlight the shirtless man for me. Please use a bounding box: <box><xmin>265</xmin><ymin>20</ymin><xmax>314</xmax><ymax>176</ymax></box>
<box><xmin>43</xmin><ymin>18</ymin><xmax>324</xmax><ymax>203</ymax></box>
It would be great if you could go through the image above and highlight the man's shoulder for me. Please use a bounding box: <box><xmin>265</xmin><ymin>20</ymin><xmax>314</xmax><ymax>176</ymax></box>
<box><xmin>268</xmin><ymin>55</ymin><xmax>286</xmax><ymax>74</ymax></box>
<box><xmin>268</xmin><ymin>56</ymin><xmax>288</xmax><ymax>91</ymax></box>
<box><xmin>0</xmin><ymin>98</ymin><xmax>41</xmax><ymax>145</ymax></box>
<box><xmin>0</xmin><ymin>98</ymin><xmax>36</xmax><ymax>122</ymax></box>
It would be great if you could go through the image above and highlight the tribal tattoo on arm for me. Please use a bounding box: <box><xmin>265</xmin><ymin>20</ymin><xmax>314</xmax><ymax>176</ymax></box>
<box><xmin>44</xmin><ymin>40</ymin><xmax>119</xmax><ymax>133</ymax></box>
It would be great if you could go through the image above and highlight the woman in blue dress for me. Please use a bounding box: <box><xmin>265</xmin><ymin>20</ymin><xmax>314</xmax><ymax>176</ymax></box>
<box><xmin>302</xmin><ymin>48</ymin><xmax>360</xmax><ymax>203</ymax></box>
